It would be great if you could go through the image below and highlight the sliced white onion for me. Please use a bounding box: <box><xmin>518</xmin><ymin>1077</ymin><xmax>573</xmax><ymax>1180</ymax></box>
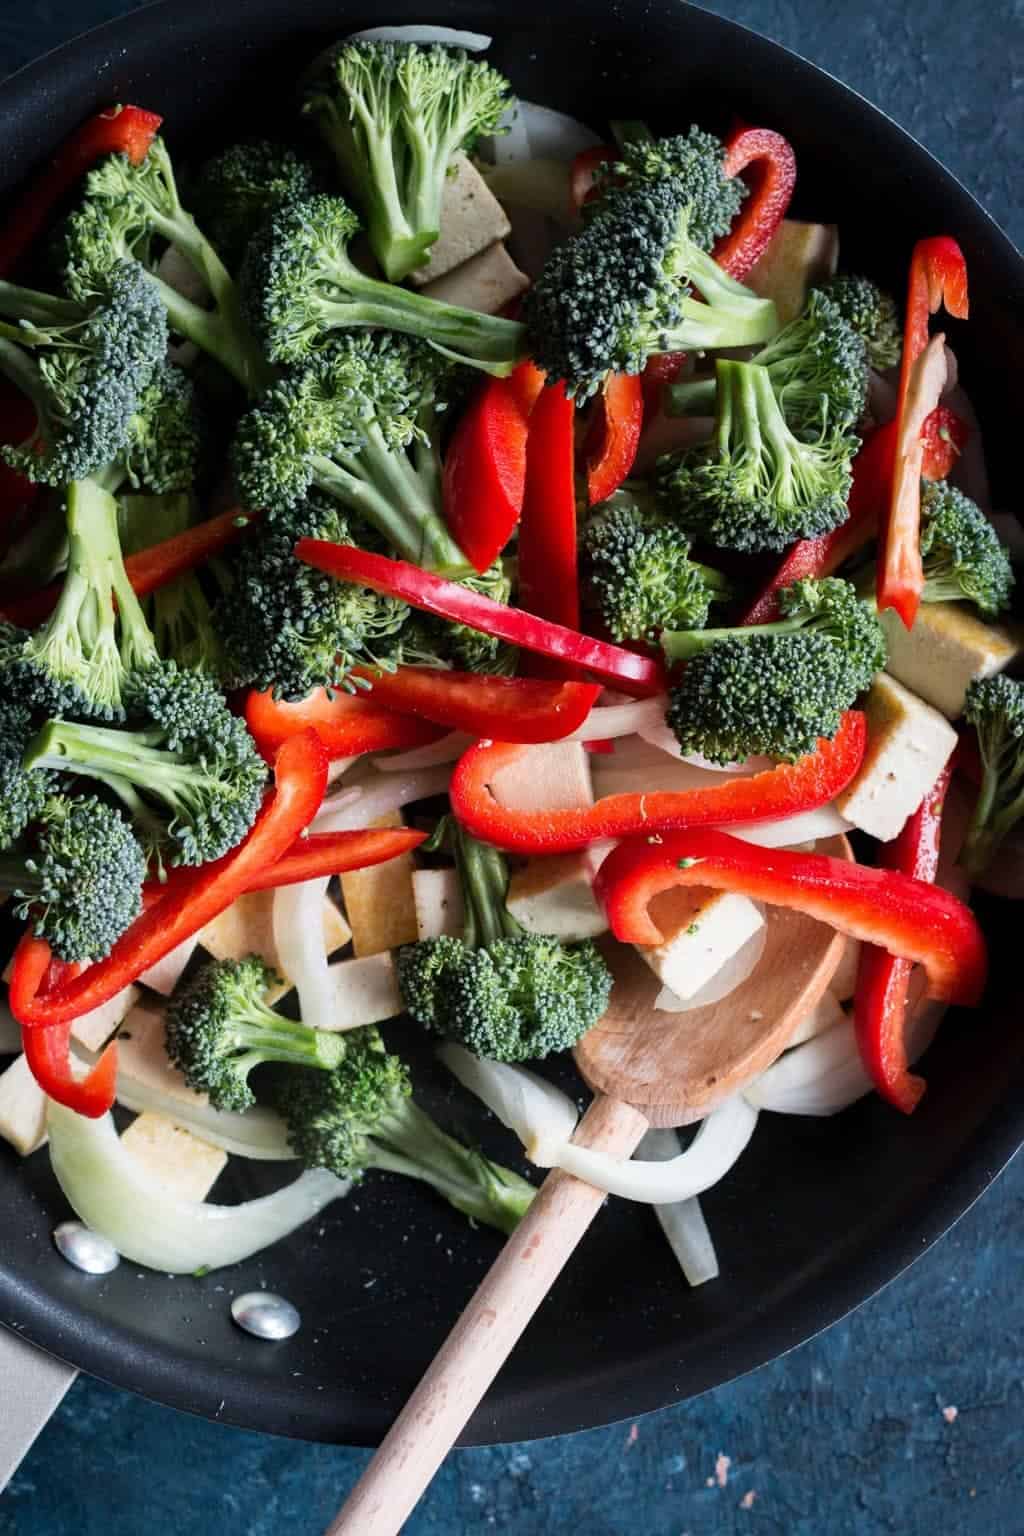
<box><xmin>654</xmin><ymin>922</ymin><xmax>767</xmax><ymax>1013</ymax></box>
<box><xmin>555</xmin><ymin>1095</ymin><xmax>758</xmax><ymax>1203</ymax></box>
<box><xmin>639</xmin><ymin>1127</ymin><xmax>719</xmax><ymax>1287</ymax></box>
<box><xmin>437</xmin><ymin>1042</ymin><xmax>578</xmax><ymax>1167</ymax></box>
<box><xmin>513</xmin><ymin>101</ymin><xmax>603</xmax><ymax>161</ymax></box>
<box><xmin>346</xmin><ymin>24</ymin><xmax>492</xmax><ymax>50</ymax></box>
<box><xmin>46</xmin><ymin>1102</ymin><xmax>348</xmax><ymax>1274</ymax></box>
<box><xmin>273</xmin><ymin>877</ymin><xmax>335</xmax><ymax>1032</ymax></box>
<box><xmin>374</xmin><ymin>732</ymin><xmax>474</xmax><ymax>772</ymax></box>
<box><xmin>314</xmin><ymin>764</ymin><xmax>452</xmax><ymax>832</ymax></box>
<box><xmin>637</xmin><ymin>711</ymin><xmax>771</xmax><ymax>774</ymax></box>
<box><xmin>721</xmin><ymin>803</ymin><xmax>855</xmax><ymax>848</ymax></box>
<box><xmin>114</xmin><ymin>1076</ymin><xmax>293</xmax><ymax>1161</ymax></box>
<box><xmin>561</xmin><ymin>696</ymin><xmax>669</xmax><ymax>744</ymax></box>
<box><xmin>591</xmin><ymin>740</ymin><xmax>740</xmax><ymax>798</ymax></box>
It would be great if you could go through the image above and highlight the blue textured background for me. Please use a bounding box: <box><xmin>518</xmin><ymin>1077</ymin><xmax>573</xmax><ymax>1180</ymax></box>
<box><xmin>2</xmin><ymin>2</ymin><xmax>1023</xmax><ymax>1532</ymax></box>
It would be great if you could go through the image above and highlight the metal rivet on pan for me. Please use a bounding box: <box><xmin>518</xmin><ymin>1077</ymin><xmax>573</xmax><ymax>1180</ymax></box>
<box><xmin>53</xmin><ymin>1221</ymin><xmax>120</xmax><ymax>1275</ymax></box>
<box><xmin>231</xmin><ymin>1291</ymin><xmax>301</xmax><ymax>1341</ymax></box>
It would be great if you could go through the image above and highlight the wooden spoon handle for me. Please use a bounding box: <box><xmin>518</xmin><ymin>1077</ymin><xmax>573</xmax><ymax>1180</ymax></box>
<box><xmin>325</xmin><ymin>1095</ymin><xmax>649</xmax><ymax>1536</ymax></box>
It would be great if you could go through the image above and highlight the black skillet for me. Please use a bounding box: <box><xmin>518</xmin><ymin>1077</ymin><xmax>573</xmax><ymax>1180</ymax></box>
<box><xmin>0</xmin><ymin>0</ymin><xmax>1022</xmax><ymax>1450</ymax></box>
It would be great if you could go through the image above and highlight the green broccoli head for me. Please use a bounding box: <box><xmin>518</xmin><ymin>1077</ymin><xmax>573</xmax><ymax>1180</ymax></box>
<box><xmin>190</xmin><ymin>140</ymin><xmax>320</xmax><ymax>270</ymax></box>
<box><xmin>118</xmin><ymin>361</ymin><xmax>204</xmax><ymax>496</ymax></box>
<box><xmin>521</xmin><ymin>178</ymin><xmax>778</xmax><ymax>400</ymax></box>
<box><xmin>395</xmin><ymin>934</ymin><xmax>466</xmax><ymax>1029</ymax></box>
<box><xmin>659</xmin><ymin>358</ymin><xmax>857</xmax><ymax>552</ymax></box>
<box><xmin>596</xmin><ymin>125</ymin><xmax>746</xmax><ymax>250</ymax></box>
<box><xmin>774</xmin><ymin>576</ymin><xmax>887</xmax><ymax>693</ymax></box>
<box><xmin>961</xmin><ymin>675</ymin><xmax>1024</xmax><ymax>876</ymax></box>
<box><xmin>919</xmin><ymin>479</ymin><xmax>1014</xmax><ymax>615</ymax></box>
<box><xmin>582</xmin><ymin>494</ymin><xmax>731</xmax><ymax>642</ymax></box>
<box><xmin>0</xmin><ymin>794</ymin><xmax>145</xmax><ymax>962</ymax></box>
<box><xmin>397</xmin><ymin>561</ymin><xmax>516</xmax><ymax>675</ymax></box>
<box><xmin>304</xmin><ymin>40</ymin><xmax>513</xmax><ymax>281</ymax></box>
<box><xmin>0</xmin><ymin>690</ymin><xmax>55</xmax><ymax>852</ymax></box>
<box><xmin>165</xmin><ymin>954</ymin><xmax>345</xmax><ymax>1112</ymax></box>
<box><xmin>816</xmin><ymin>273</ymin><xmax>902</xmax><ymax>372</ymax></box>
<box><xmin>215</xmin><ymin>493</ymin><xmax>409</xmax><ymax>699</ymax></box>
<box><xmin>0</xmin><ymin>260</ymin><xmax>168</xmax><ymax>487</ymax></box>
<box><xmin>747</xmin><ymin>288</ymin><xmax>869</xmax><ymax>434</ymax></box>
<box><xmin>118</xmin><ymin>492</ymin><xmax>227</xmax><ymax>679</ymax></box>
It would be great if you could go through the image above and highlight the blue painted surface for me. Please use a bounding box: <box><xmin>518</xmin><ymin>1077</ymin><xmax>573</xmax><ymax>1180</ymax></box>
<box><xmin>2</xmin><ymin>2</ymin><xmax>1023</xmax><ymax>1532</ymax></box>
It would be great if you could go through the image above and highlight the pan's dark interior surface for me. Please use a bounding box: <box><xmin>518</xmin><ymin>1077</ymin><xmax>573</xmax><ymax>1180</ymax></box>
<box><xmin>1</xmin><ymin>0</ymin><xmax>1023</xmax><ymax>1450</ymax></box>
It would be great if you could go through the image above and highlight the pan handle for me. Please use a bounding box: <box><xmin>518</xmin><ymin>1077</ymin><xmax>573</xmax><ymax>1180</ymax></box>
<box><xmin>0</xmin><ymin>1327</ymin><xmax>76</xmax><ymax>1491</ymax></box>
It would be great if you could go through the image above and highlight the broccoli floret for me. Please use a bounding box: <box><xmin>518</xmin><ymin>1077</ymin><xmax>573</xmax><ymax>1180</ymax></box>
<box><xmin>659</xmin><ymin>358</ymin><xmax>857</xmax><ymax>552</ymax></box>
<box><xmin>582</xmin><ymin>494</ymin><xmax>732</xmax><ymax>642</ymax></box>
<box><xmin>3</xmin><ymin>478</ymin><xmax>159</xmax><ymax>720</ymax></box>
<box><xmin>397</xmin><ymin>819</ymin><xmax>612</xmax><ymax>1062</ymax></box>
<box><xmin>119</xmin><ymin>492</ymin><xmax>228</xmax><ymax>677</ymax></box>
<box><xmin>521</xmin><ymin>177</ymin><xmax>778</xmax><ymax>401</ymax></box>
<box><xmin>25</xmin><ymin>664</ymin><xmax>268</xmax><ymax>869</ymax></box>
<box><xmin>0</xmin><ymin>794</ymin><xmax>145</xmax><ymax>961</ymax></box>
<box><xmin>0</xmin><ymin>260</ymin><xmax>167</xmax><ymax>486</ymax></box>
<box><xmin>61</xmin><ymin>136</ymin><xmax>270</xmax><ymax>395</ymax></box>
<box><xmin>664</xmin><ymin>577</ymin><xmax>886</xmax><ymax>763</ymax></box>
<box><xmin>961</xmin><ymin>676</ymin><xmax>1024</xmax><ymax>876</ymax></box>
<box><xmin>816</xmin><ymin>273</ymin><xmax>902</xmax><ymax>372</ymax></box>
<box><xmin>239</xmin><ymin>192</ymin><xmax>525</xmax><ymax>373</ymax></box>
<box><xmin>918</xmin><ymin>479</ymin><xmax>1014</xmax><ymax>615</ymax></box>
<box><xmin>594</xmin><ymin>125</ymin><xmax>746</xmax><ymax>250</ymax></box>
<box><xmin>231</xmin><ymin>331</ymin><xmax>472</xmax><ymax>571</ymax></box>
<box><xmin>190</xmin><ymin>140</ymin><xmax>320</xmax><ymax>270</ymax></box>
<box><xmin>272</xmin><ymin>1024</ymin><xmax>536</xmax><ymax>1233</ymax></box>
<box><xmin>216</xmin><ymin>494</ymin><xmax>408</xmax><ymax>699</ymax></box>
<box><xmin>0</xmin><ymin>690</ymin><xmax>55</xmax><ymax>851</ymax></box>
<box><xmin>165</xmin><ymin>955</ymin><xmax>345</xmax><ymax>1112</ymax></box>
<box><xmin>113</xmin><ymin>361</ymin><xmax>204</xmax><ymax>496</ymax></box>
<box><xmin>304</xmin><ymin>40</ymin><xmax>513</xmax><ymax>282</ymax></box>
<box><xmin>395</xmin><ymin>561</ymin><xmax>517</xmax><ymax>676</ymax></box>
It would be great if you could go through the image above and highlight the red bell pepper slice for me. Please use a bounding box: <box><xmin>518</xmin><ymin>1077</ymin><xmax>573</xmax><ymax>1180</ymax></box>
<box><xmin>878</xmin><ymin>237</ymin><xmax>968</xmax><ymax>629</ymax></box>
<box><xmin>585</xmin><ymin>371</ymin><xmax>643</xmax><ymax>506</ymax></box>
<box><xmin>442</xmin><ymin>361</ymin><xmax>543</xmax><ymax>573</ymax></box>
<box><xmin>11</xmin><ymin>730</ymin><xmax>328</xmax><ymax>1036</ymax></box>
<box><xmin>449</xmin><ymin>710</ymin><xmax>866</xmax><ymax>854</ymax></box>
<box><xmin>595</xmin><ymin>826</ymin><xmax>986</xmax><ymax>1007</ymax></box>
<box><xmin>713</xmin><ymin>126</ymin><xmax>797</xmax><ymax>282</ymax></box>
<box><xmin>1</xmin><ymin>507</ymin><xmax>256</xmax><ymax>629</ymax></box>
<box><xmin>295</xmin><ymin>542</ymin><xmax>665</xmax><ymax>696</ymax></box>
<box><xmin>920</xmin><ymin>404</ymin><xmax>969</xmax><ymax>482</ymax></box>
<box><xmin>241</xmin><ymin>827</ymin><xmax>427</xmax><ymax>892</ymax></box>
<box><xmin>8</xmin><ymin>941</ymin><xmax>110</xmax><ymax>1117</ymax></box>
<box><xmin>641</xmin><ymin>353</ymin><xmax>688</xmax><ymax>418</ymax></box>
<box><xmin>853</xmin><ymin>760</ymin><xmax>954</xmax><ymax>1114</ymax></box>
<box><xmin>358</xmin><ymin>668</ymin><xmax>601</xmax><ymax>742</ymax></box>
<box><xmin>0</xmin><ymin>105</ymin><xmax>162</xmax><ymax>280</ymax></box>
<box><xmin>246</xmin><ymin>685</ymin><xmax>443</xmax><ymax>762</ymax></box>
<box><xmin>568</xmin><ymin>144</ymin><xmax>616</xmax><ymax>214</ymax></box>
<box><xmin>518</xmin><ymin>381</ymin><xmax>580</xmax><ymax>679</ymax></box>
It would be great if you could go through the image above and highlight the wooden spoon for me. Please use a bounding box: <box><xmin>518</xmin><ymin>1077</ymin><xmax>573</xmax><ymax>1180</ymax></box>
<box><xmin>325</xmin><ymin>834</ymin><xmax>853</xmax><ymax>1535</ymax></box>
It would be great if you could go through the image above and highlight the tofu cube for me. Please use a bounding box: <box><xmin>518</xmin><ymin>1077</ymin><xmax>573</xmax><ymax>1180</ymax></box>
<box><xmin>745</xmin><ymin>220</ymin><xmax>840</xmax><ymax>326</ymax></box>
<box><xmin>137</xmin><ymin>935</ymin><xmax>201</xmax><ymax>997</ymax></box>
<box><xmin>199</xmin><ymin>890</ymin><xmax>351</xmax><ymax>998</ymax></box>
<box><xmin>120</xmin><ymin>1112</ymin><xmax>226</xmax><ymax>1202</ymax></box>
<box><xmin>506</xmin><ymin>851</ymin><xmax>607</xmax><ymax>941</ymax></box>
<box><xmin>836</xmin><ymin>674</ymin><xmax>958</xmax><ymax>841</ymax></box>
<box><xmin>0</xmin><ymin>1055</ymin><xmax>47</xmax><ymax>1156</ymax></box>
<box><xmin>339</xmin><ymin>812</ymin><xmax>419</xmax><ymax>956</ymax></box>
<box><xmin>420</xmin><ymin>241</ymin><xmax>529</xmax><ymax>316</ymax></box>
<box><xmin>880</xmin><ymin>602</ymin><xmax>1024</xmax><ymax>719</ymax></box>
<box><xmin>491</xmin><ymin>742</ymin><xmax>594</xmax><ymax>813</ymax></box>
<box><xmin>636</xmin><ymin>886</ymin><xmax>765</xmax><ymax>1001</ymax></box>
<box><xmin>326</xmin><ymin>952</ymin><xmax>404</xmax><ymax>1030</ymax></box>
<box><xmin>412</xmin><ymin>867</ymin><xmax>465</xmax><ymax>940</ymax></box>
<box><xmin>409</xmin><ymin>154</ymin><xmax>512</xmax><ymax>286</ymax></box>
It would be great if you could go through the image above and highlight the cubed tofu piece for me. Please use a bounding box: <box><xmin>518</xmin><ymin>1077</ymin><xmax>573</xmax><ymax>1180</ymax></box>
<box><xmin>506</xmin><ymin>851</ymin><xmax>607</xmax><ymax>941</ymax></box>
<box><xmin>408</xmin><ymin>154</ymin><xmax>512</xmax><ymax>286</ymax></box>
<box><xmin>326</xmin><ymin>952</ymin><xmax>404</xmax><ymax>1030</ymax></box>
<box><xmin>412</xmin><ymin>867</ymin><xmax>465</xmax><ymax>940</ymax></box>
<box><xmin>420</xmin><ymin>241</ymin><xmax>529</xmax><ymax>316</ymax></box>
<box><xmin>746</xmin><ymin>220</ymin><xmax>839</xmax><ymax>326</ymax></box>
<box><xmin>636</xmin><ymin>886</ymin><xmax>765</xmax><ymax>1001</ymax></box>
<box><xmin>0</xmin><ymin>1055</ymin><xmax>47</xmax><ymax>1155</ymax></box>
<box><xmin>120</xmin><ymin>1112</ymin><xmax>226</xmax><ymax>1202</ymax></box>
<box><xmin>137</xmin><ymin>935</ymin><xmax>201</xmax><ymax>997</ymax></box>
<box><xmin>491</xmin><ymin>741</ymin><xmax>594</xmax><ymax>813</ymax></box>
<box><xmin>836</xmin><ymin>674</ymin><xmax>958</xmax><ymax>841</ymax></box>
<box><xmin>786</xmin><ymin>987</ymin><xmax>845</xmax><ymax>1048</ymax></box>
<box><xmin>880</xmin><ymin>602</ymin><xmax>1024</xmax><ymax>719</ymax></box>
<box><xmin>199</xmin><ymin>890</ymin><xmax>351</xmax><ymax>999</ymax></box>
<box><xmin>115</xmin><ymin>998</ymin><xmax>211</xmax><ymax>1116</ymax></box>
<box><xmin>339</xmin><ymin>812</ymin><xmax>419</xmax><ymax>956</ymax></box>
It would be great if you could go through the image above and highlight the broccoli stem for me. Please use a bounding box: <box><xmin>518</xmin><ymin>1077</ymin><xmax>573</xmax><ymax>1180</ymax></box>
<box><xmin>367</xmin><ymin>1096</ymin><xmax>535</xmax><ymax>1235</ymax></box>
<box><xmin>962</xmin><ymin>755</ymin><xmax>1024</xmax><ymax>878</ymax></box>
<box><xmin>224</xmin><ymin>993</ymin><xmax>346</xmax><ymax>1077</ymax></box>
<box><xmin>661</xmin><ymin>246</ymin><xmax>779</xmax><ymax>351</ymax></box>
<box><xmin>26</xmin><ymin>718</ymin><xmax>217</xmax><ymax>821</ymax></box>
<box><xmin>662</xmin><ymin>604</ymin><xmax>808</xmax><ymax>663</ymax></box>
<box><xmin>665</xmin><ymin>376</ymin><xmax>717</xmax><ymax>417</ymax></box>
<box><xmin>454</xmin><ymin>822</ymin><xmax>521</xmax><ymax>948</ymax></box>
<box><xmin>315</xmin><ymin>273</ymin><xmax>526</xmax><ymax>371</ymax></box>
<box><xmin>0</xmin><ymin>281</ymin><xmax>83</xmax><ymax>329</ymax></box>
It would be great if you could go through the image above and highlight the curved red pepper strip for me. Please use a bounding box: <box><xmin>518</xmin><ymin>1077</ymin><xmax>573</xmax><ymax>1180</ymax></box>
<box><xmin>640</xmin><ymin>352</ymin><xmax>687</xmax><ymax>418</ymax></box>
<box><xmin>594</xmin><ymin>826</ymin><xmax>986</xmax><ymax>1007</ymax></box>
<box><xmin>585</xmin><ymin>371</ymin><xmax>644</xmax><ymax>506</ymax></box>
<box><xmin>878</xmin><ymin>237</ymin><xmax>968</xmax><ymax>628</ymax></box>
<box><xmin>449</xmin><ymin>711</ymin><xmax>866</xmax><ymax>854</ymax></box>
<box><xmin>1</xmin><ymin>506</ymin><xmax>257</xmax><ymax>629</ymax></box>
<box><xmin>568</xmin><ymin>144</ymin><xmax>616</xmax><ymax>215</ymax></box>
<box><xmin>518</xmin><ymin>381</ymin><xmax>579</xmax><ymax>679</ymax></box>
<box><xmin>246</xmin><ymin>686</ymin><xmax>443</xmax><ymax>762</ymax></box>
<box><xmin>7</xmin><ymin>939</ymin><xmax>112</xmax><ymax>1116</ymax></box>
<box><xmin>11</xmin><ymin>731</ymin><xmax>328</xmax><ymax>1033</ymax></box>
<box><xmin>853</xmin><ymin>760</ymin><xmax>954</xmax><ymax>1114</ymax></box>
<box><xmin>0</xmin><ymin>105</ymin><xmax>162</xmax><ymax>280</ymax></box>
<box><xmin>713</xmin><ymin>127</ymin><xmax>797</xmax><ymax>282</ymax></box>
<box><xmin>356</xmin><ymin>668</ymin><xmax>601</xmax><ymax>742</ymax></box>
<box><xmin>920</xmin><ymin>404</ymin><xmax>969</xmax><ymax>482</ymax></box>
<box><xmin>296</xmin><ymin>541</ymin><xmax>665</xmax><ymax>697</ymax></box>
<box><xmin>442</xmin><ymin>363</ymin><xmax>542</xmax><ymax>574</ymax></box>
<box><xmin>242</xmin><ymin>828</ymin><xmax>427</xmax><ymax>892</ymax></box>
